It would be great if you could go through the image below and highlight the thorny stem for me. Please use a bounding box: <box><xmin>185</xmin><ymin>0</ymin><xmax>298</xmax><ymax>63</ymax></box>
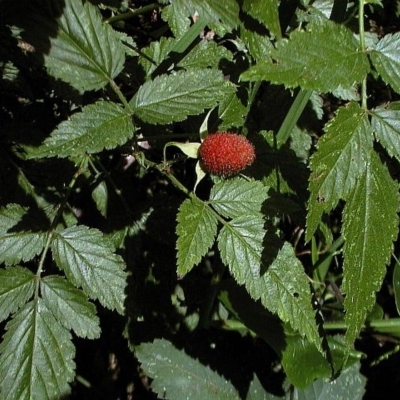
<box><xmin>35</xmin><ymin>156</ymin><xmax>88</xmax><ymax>299</ymax></box>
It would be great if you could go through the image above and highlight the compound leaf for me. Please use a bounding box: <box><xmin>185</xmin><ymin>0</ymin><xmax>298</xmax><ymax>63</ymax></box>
<box><xmin>210</xmin><ymin>178</ymin><xmax>268</xmax><ymax>219</ymax></box>
<box><xmin>41</xmin><ymin>275</ymin><xmax>101</xmax><ymax>339</ymax></box>
<box><xmin>0</xmin><ymin>266</ymin><xmax>35</xmax><ymax>323</ymax></box>
<box><xmin>342</xmin><ymin>151</ymin><xmax>399</xmax><ymax>346</ymax></box>
<box><xmin>176</xmin><ymin>198</ymin><xmax>218</xmax><ymax>277</ymax></box>
<box><xmin>51</xmin><ymin>225</ymin><xmax>127</xmax><ymax>314</ymax></box>
<box><xmin>0</xmin><ymin>204</ymin><xmax>47</xmax><ymax>266</ymax></box>
<box><xmin>0</xmin><ymin>300</ymin><xmax>75</xmax><ymax>400</ymax></box>
<box><xmin>306</xmin><ymin>102</ymin><xmax>373</xmax><ymax>240</ymax></box>
<box><xmin>29</xmin><ymin>101</ymin><xmax>134</xmax><ymax>159</ymax></box>
<box><xmin>130</xmin><ymin>69</ymin><xmax>235</xmax><ymax>124</ymax></box>
<box><xmin>241</xmin><ymin>20</ymin><xmax>369</xmax><ymax>93</ymax></box>
<box><xmin>370</xmin><ymin>32</ymin><xmax>400</xmax><ymax>94</ymax></box>
<box><xmin>136</xmin><ymin>339</ymin><xmax>239</xmax><ymax>400</ymax></box>
<box><xmin>43</xmin><ymin>0</ymin><xmax>125</xmax><ymax>92</ymax></box>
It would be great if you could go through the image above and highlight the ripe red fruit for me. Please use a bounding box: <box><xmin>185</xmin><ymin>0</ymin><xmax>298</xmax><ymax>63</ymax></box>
<box><xmin>198</xmin><ymin>132</ymin><xmax>255</xmax><ymax>177</ymax></box>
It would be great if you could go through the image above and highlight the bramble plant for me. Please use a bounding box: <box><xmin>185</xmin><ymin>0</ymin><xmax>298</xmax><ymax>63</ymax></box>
<box><xmin>1</xmin><ymin>0</ymin><xmax>400</xmax><ymax>398</ymax></box>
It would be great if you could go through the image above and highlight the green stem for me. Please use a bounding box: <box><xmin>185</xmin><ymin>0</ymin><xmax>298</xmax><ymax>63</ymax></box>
<box><xmin>109</xmin><ymin>79</ymin><xmax>131</xmax><ymax>111</ymax></box>
<box><xmin>358</xmin><ymin>0</ymin><xmax>368</xmax><ymax>110</ymax></box>
<box><xmin>104</xmin><ymin>3</ymin><xmax>159</xmax><ymax>24</ymax></box>
<box><xmin>35</xmin><ymin>156</ymin><xmax>88</xmax><ymax>297</ymax></box>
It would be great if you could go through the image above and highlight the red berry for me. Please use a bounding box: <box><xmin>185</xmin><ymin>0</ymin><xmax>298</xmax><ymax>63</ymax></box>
<box><xmin>198</xmin><ymin>132</ymin><xmax>255</xmax><ymax>177</ymax></box>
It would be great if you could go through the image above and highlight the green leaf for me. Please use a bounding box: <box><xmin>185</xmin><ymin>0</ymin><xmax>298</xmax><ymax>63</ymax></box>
<box><xmin>0</xmin><ymin>266</ymin><xmax>35</xmax><ymax>323</ymax></box>
<box><xmin>342</xmin><ymin>151</ymin><xmax>399</xmax><ymax>345</ymax></box>
<box><xmin>44</xmin><ymin>0</ymin><xmax>125</xmax><ymax>92</ymax></box>
<box><xmin>130</xmin><ymin>69</ymin><xmax>235</xmax><ymax>124</ymax></box>
<box><xmin>0</xmin><ymin>204</ymin><xmax>47</xmax><ymax>266</ymax></box>
<box><xmin>241</xmin><ymin>20</ymin><xmax>370</xmax><ymax>92</ymax></box>
<box><xmin>161</xmin><ymin>4</ymin><xmax>191</xmax><ymax>39</ymax></box>
<box><xmin>51</xmin><ymin>225</ymin><xmax>127</xmax><ymax>314</ymax></box>
<box><xmin>218</xmin><ymin>91</ymin><xmax>248</xmax><ymax>131</ymax></box>
<box><xmin>178</xmin><ymin>40</ymin><xmax>233</xmax><ymax>70</ymax></box>
<box><xmin>218</xmin><ymin>214</ymin><xmax>265</xmax><ymax>278</ymax></box>
<box><xmin>242</xmin><ymin>0</ymin><xmax>281</xmax><ymax>39</ymax></box>
<box><xmin>239</xmin><ymin>26</ymin><xmax>274</xmax><ymax>62</ymax></box>
<box><xmin>28</xmin><ymin>101</ymin><xmax>134</xmax><ymax>159</ymax></box>
<box><xmin>176</xmin><ymin>198</ymin><xmax>218</xmax><ymax>277</ymax></box>
<box><xmin>220</xmin><ymin>231</ymin><xmax>323</xmax><ymax>352</ymax></box>
<box><xmin>0</xmin><ymin>300</ymin><xmax>75</xmax><ymax>400</ymax></box>
<box><xmin>306</xmin><ymin>103</ymin><xmax>373</xmax><ymax>240</ymax></box>
<box><xmin>370</xmin><ymin>32</ymin><xmax>400</xmax><ymax>94</ymax></box>
<box><xmin>135</xmin><ymin>339</ymin><xmax>239</xmax><ymax>399</ymax></box>
<box><xmin>162</xmin><ymin>0</ymin><xmax>240</xmax><ymax>33</ymax></box>
<box><xmin>92</xmin><ymin>180</ymin><xmax>108</xmax><ymax>218</ymax></box>
<box><xmin>371</xmin><ymin>106</ymin><xmax>400</xmax><ymax>162</ymax></box>
<box><xmin>393</xmin><ymin>258</ymin><xmax>400</xmax><ymax>315</ymax></box>
<box><xmin>293</xmin><ymin>362</ymin><xmax>366</xmax><ymax>400</ymax></box>
<box><xmin>41</xmin><ymin>275</ymin><xmax>101</xmax><ymax>339</ymax></box>
<box><xmin>209</xmin><ymin>178</ymin><xmax>268</xmax><ymax>219</ymax></box>
<box><xmin>139</xmin><ymin>36</ymin><xmax>175</xmax><ymax>77</ymax></box>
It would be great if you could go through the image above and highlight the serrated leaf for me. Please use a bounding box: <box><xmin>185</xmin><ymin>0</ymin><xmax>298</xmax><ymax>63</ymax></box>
<box><xmin>41</xmin><ymin>275</ymin><xmax>101</xmax><ymax>339</ymax></box>
<box><xmin>242</xmin><ymin>0</ymin><xmax>281</xmax><ymax>39</ymax></box>
<box><xmin>51</xmin><ymin>225</ymin><xmax>127</xmax><ymax>314</ymax></box>
<box><xmin>92</xmin><ymin>180</ymin><xmax>108</xmax><ymax>218</ymax></box>
<box><xmin>131</xmin><ymin>69</ymin><xmax>235</xmax><ymax>124</ymax></box>
<box><xmin>162</xmin><ymin>0</ymin><xmax>239</xmax><ymax>33</ymax></box>
<box><xmin>218</xmin><ymin>91</ymin><xmax>248</xmax><ymax>130</ymax></box>
<box><xmin>371</xmin><ymin>107</ymin><xmax>400</xmax><ymax>162</ymax></box>
<box><xmin>176</xmin><ymin>198</ymin><xmax>218</xmax><ymax>276</ymax></box>
<box><xmin>29</xmin><ymin>101</ymin><xmax>134</xmax><ymax>159</ymax></box>
<box><xmin>293</xmin><ymin>362</ymin><xmax>366</xmax><ymax>400</ymax></box>
<box><xmin>240</xmin><ymin>26</ymin><xmax>274</xmax><ymax>62</ymax></box>
<box><xmin>209</xmin><ymin>178</ymin><xmax>268</xmax><ymax>219</ymax></box>
<box><xmin>161</xmin><ymin>4</ymin><xmax>191</xmax><ymax>39</ymax></box>
<box><xmin>306</xmin><ymin>103</ymin><xmax>373</xmax><ymax>240</ymax></box>
<box><xmin>218</xmin><ymin>214</ymin><xmax>265</xmax><ymax>278</ymax></box>
<box><xmin>178</xmin><ymin>40</ymin><xmax>233</xmax><ymax>70</ymax></box>
<box><xmin>136</xmin><ymin>339</ymin><xmax>239</xmax><ymax>399</ymax></box>
<box><xmin>140</xmin><ymin>36</ymin><xmax>175</xmax><ymax>77</ymax></box>
<box><xmin>43</xmin><ymin>0</ymin><xmax>125</xmax><ymax>92</ymax></box>
<box><xmin>370</xmin><ymin>32</ymin><xmax>400</xmax><ymax>94</ymax></box>
<box><xmin>241</xmin><ymin>20</ymin><xmax>370</xmax><ymax>92</ymax></box>
<box><xmin>0</xmin><ymin>300</ymin><xmax>75</xmax><ymax>400</ymax></box>
<box><xmin>0</xmin><ymin>266</ymin><xmax>35</xmax><ymax>322</ymax></box>
<box><xmin>0</xmin><ymin>204</ymin><xmax>47</xmax><ymax>265</ymax></box>
<box><xmin>220</xmin><ymin>229</ymin><xmax>323</xmax><ymax>352</ymax></box>
<box><xmin>342</xmin><ymin>151</ymin><xmax>399</xmax><ymax>346</ymax></box>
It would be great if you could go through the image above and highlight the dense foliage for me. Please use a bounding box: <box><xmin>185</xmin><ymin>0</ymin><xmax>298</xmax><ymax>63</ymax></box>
<box><xmin>1</xmin><ymin>0</ymin><xmax>400</xmax><ymax>398</ymax></box>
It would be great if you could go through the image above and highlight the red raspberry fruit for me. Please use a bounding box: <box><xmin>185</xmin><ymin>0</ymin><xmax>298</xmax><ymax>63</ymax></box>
<box><xmin>198</xmin><ymin>132</ymin><xmax>255</xmax><ymax>177</ymax></box>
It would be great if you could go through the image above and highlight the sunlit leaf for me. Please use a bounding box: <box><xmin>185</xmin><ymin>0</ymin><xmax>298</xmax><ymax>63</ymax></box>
<box><xmin>342</xmin><ymin>151</ymin><xmax>399</xmax><ymax>345</ymax></box>
<box><xmin>370</xmin><ymin>32</ymin><xmax>400</xmax><ymax>94</ymax></box>
<box><xmin>130</xmin><ymin>69</ymin><xmax>235</xmax><ymax>124</ymax></box>
<box><xmin>41</xmin><ymin>275</ymin><xmax>101</xmax><ymax>339</ymax></box>
<box><xmin>209</xmin><ymin>178</ymin><xmax>268</xmax><ymax>219</ymax></box>
<box><xmin>176</xmin><ymin>197</ymin><xmax>218</xmax><ymax>276</ymax></box>
<box><xmin>28</xmin><ymin>101</ymin><xmax>134</xmax><ymax>159</ymax></box>
<box><xmin>306</xmin><ymin>102</ymin><xmax>373</xmax><ymax>240</ymax></box>
<box><xmin>0</xmin><ymin>300</ymin><xmax>75</xmax><ymax>400</ymax></box>
<box><xmin>43</xmin><ymin>0</ymin><xmax>125</xmax><ymax>91</ymax></box>
<box><xmin>241</xmin><ymin>20</ymin><xmax>370</xmax><ymax>92</ymax></box>
<box><xmin>0</xmin><ymin>266</ymin><xmax>35</xmax><ymax>323</ymax></box>
<box><xmin>242</xmin><ymin>0</ymin><xmax>281</xmax><ymax>39</ymax></box>
<box><xmin>51</xmin><ymin>225</ymin><xmax>127</xmax><ymax>314</ymax></box>
<box><xmin>136</xmin><ymin>339</ymin><xmax>239</xmax><ymax>399</ymax></box>
<box><xmin>0</xmin><ymin>204</ymin><xmax>47</xmax><ymax>266</ymax></box>
<box><xmin>371</xmin><ymin>106</ymin><xmax>400</xmax><ymax>162</ymax></box>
